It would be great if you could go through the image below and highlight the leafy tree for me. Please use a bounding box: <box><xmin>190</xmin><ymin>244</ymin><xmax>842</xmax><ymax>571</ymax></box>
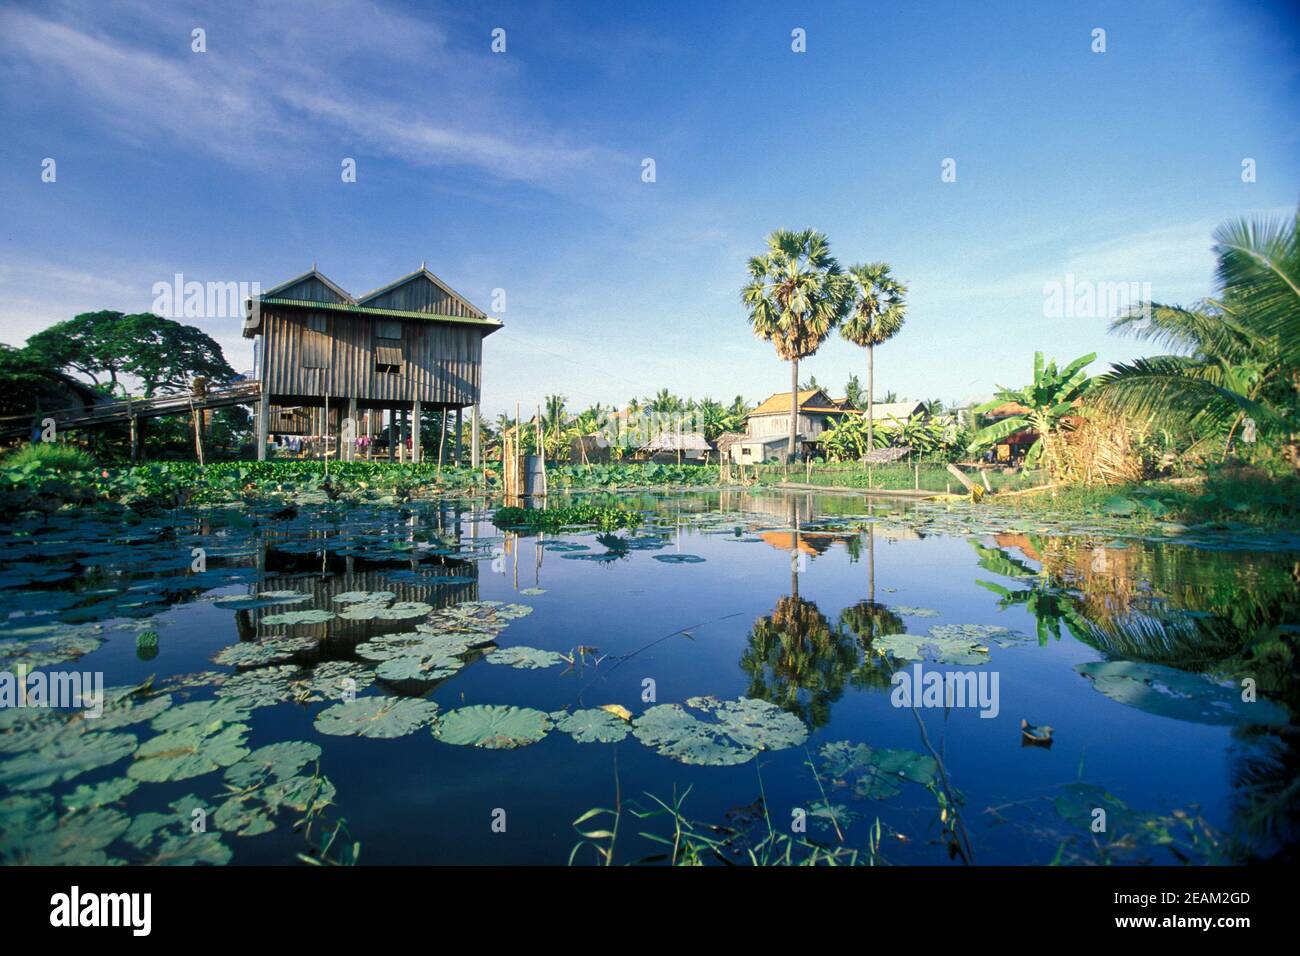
<box><xmin>967</xmin><ymin>352</ymin><xmax>1095</xmax><ymax>476</ymax></box>
<box><xmin>843</xmin><ymin>374</ymin><xmax>864</xmax><ymax>410</ymax></box>
<box><xmin>741</xmin><ymin>229</ymin><xmax>851</xmax><ymax>461</ymax></box>
<box><xmin>26</xmin><ymin>311</ymin><xmax>234</xmax><ymax>396</ymax></box>
<box><xmin>841</xmin><ymin>263</ymin><xmax>908</xmax><ymax>450</ymax></box>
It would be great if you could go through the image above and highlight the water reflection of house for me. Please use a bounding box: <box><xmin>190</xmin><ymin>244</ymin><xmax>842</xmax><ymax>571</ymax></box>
<box><xmin>239</xmin><ymin>553</ymin><xmax>478</xmax><ymax>643</ymax></box>
<box><xmin>758</xmin><ymin>530</ymin><xmax>836</xmax><ymax>556</ymax></box>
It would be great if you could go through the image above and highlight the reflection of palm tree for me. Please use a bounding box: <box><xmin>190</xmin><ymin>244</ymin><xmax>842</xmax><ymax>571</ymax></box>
<box><xmin>839</xmin><ymin>600</ymin><xmax>906</xmax><ymax>690</ymax></box>
<box><xmin>740</xmin><ymin>596</ymin><xmax>859</xmax><ymax>730</ymax></box>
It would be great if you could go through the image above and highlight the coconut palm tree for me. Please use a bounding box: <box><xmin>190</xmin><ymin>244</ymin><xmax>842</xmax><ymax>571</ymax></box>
<box><xmin>841</xmin><ymin>263</ymin><xmax>908</xmax><ymax>451</ymax></box>
<box><xmin>741</xmin><ymin>229</ymin><xmax>850</xmax><ymax>462</ymax></box>
<box><xmin>967</xmin><ymin>351</ymin><xmax>1096</xmax><ymax>476</ymax></box>
<box><xmin>1093</xmin><ymin>208</ymin><xmax>1298</xmax><ymax>458</ymax></box>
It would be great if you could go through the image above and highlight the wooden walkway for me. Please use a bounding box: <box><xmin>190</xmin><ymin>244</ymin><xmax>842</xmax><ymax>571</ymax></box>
<box><xmin>0</xmin><ymin>381</ymin><xmax>262</xmax><ymax>441</ymax></box>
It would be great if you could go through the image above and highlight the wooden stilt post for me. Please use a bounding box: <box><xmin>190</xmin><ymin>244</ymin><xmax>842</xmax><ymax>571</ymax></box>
<box><xmin>471</xmin><ymin>403</ymin><xmax>481</xmax><ymax>468</ymax></box>
<box><xmin>437</xmin><ymin>409</ymin><xmax>447</xmax><ymax>465</ymax></box>
<box><xmin>388</xmin><ymin>409</ymin><xmax>395</xmax><ymax>462</ymax></box>
<box><xmin>347</xmin><ymin>397</ymin><xmax>357</xmax><ymax>462</ymax></box>
<box><xmin>454</xmin><ymin>407</ymin><xmax>462</xmax><ymax>464</ymax></box>
<box><xmin>412</xmin><ymin>400</ymin><xmax>422</xmax><ymax>463</ymax></box>
<box><xmin>190</xmin><ymin>399</ymin><xmax>205</xmax><ymax>466</ymax></box>
<box><xmin>257</xmin><ymin>398</ymin><xmax>269</xmax><ymax>461</ymax></box>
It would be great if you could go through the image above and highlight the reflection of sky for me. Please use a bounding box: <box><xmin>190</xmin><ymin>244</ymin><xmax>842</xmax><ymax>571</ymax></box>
<box><xmin>4</xmin><ymin>490</ymin><xmax>1292</xmax><ymax>864</ymax></box>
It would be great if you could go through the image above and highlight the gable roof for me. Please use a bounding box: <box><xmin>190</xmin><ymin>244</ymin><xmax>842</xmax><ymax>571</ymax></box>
<box><xmin>262</xmin><ymin>267</ymin><xmax>355</xmax><ymax>304</ymax></box>
<box><xmin>749</xmin><ymin>389</ymin><xmax>840</xmax><ymax>417</ymax></box>
<box><xmin>245</xmin><ymin>266</ymin><xmax>500</xmax><ymax>337</ymax></box>
<box><xmin>859</xmin><ymin>400</ymin><xmax>926</xmax><ymax>422</ymax></box>
<box><xmin>356</xmin><ymin>265</ymin><xmax>488</xmax><ymax>319</ymax></box>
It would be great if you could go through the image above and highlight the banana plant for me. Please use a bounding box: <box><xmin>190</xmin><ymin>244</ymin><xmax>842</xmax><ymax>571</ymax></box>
<box><xmin>967</xmin><ymin>351</ymin><xmax>1095</xmax><ymax>475</ymax></box>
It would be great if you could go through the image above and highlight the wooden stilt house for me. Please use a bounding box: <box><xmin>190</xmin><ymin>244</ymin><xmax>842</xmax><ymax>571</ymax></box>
<box><xmin>242</xmin><ymin>265</ymin><xmax>501</xmax><ymax>462</ymax></box>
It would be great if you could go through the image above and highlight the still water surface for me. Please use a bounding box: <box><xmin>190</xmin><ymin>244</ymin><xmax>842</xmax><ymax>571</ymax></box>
<box><xmin>1</xmin><ymin>490</ymin><xmax>1296</xmax><ymax>865</ymax></box>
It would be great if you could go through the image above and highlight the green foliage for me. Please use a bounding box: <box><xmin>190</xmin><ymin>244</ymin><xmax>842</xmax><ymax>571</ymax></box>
<box><xmin>0</xmin><ymin>443</ymin><xmax>96</xmax><ymax>473</ymax></box>
<box><xmin>967</xmin><ymin>351</ymin><xmax>1096</xmax><ymax>473</ymax></box>
<box><xmin>491</xmin><ymin>502</ymin><xmax>642</xmax><ymax>532</ymax></box>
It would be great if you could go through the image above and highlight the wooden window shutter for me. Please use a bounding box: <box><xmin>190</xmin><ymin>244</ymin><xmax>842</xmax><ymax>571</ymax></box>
<box><xmin>374</xmin><ymin>319</ymin><xmax>403</xmax><ymax>372</ymax></box>
<box><xmin>302</xmin><ymin>314</ymin><xmax>329</xmax><ymax>369</ymax></box>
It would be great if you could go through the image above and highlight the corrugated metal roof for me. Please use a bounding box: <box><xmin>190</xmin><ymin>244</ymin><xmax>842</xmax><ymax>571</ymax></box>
<box><xmin>258</xmin><ymin>297</ymin><xmax>503</xmax><ymax>332</ymax></box>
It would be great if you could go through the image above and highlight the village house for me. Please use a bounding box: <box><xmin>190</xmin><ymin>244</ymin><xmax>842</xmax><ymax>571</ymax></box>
<box><xmin>729</xmin><ymin>388</ymin><xmax>852</xmax><ymax>462</ymax></box>
<box><xmin>242</xmin><ymin>265</ymin><xmax>501</xmax><ymax>463</ymax></box>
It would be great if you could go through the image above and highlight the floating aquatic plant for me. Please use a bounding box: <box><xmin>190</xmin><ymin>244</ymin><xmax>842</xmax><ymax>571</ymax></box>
<box><xmin>485</xmin><ymin>646</ymin><xmax>566</xmax><ymax>670</ymax></box>
<box><xmin>128</xmin><ymin>721</ymin><xmax>251</xmax><ymax>783</ymax></box>
<box><xmin>870</xmin><ymin>633</ymin><xmax>990</xmax><ymax>666</ymax></box>
<box><xmin>314</xmin><ymin>696</ymin><xmax>439</xmax><ymax>738</ymax></box>
<box><xmin>550</xmin><ymin>708</ymin><xmax>630</xmax><ymax>744</ymax></box>
<box><xmin>1076</xmin><ymin>660</ymin><xmax>1289</xmax><ymax>726</ymax></box>
<box><xmin>817</xmin><ymin>740</ymin><xmax>937</xmax><ymax>800</ymax></box>
<box><xmin>632</xmin><ymin>696</ymin><xmax>808</xmax><ymax>766</ymax></box>
<box><xmin>432</xmin><ymin>704</ymin><xmax>551</xmax><ymax>749</ymax></box>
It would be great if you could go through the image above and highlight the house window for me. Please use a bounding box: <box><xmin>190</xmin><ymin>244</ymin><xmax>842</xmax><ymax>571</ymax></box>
<box><xmin>301</xmin><ymin>314</ymin><xmax>330</xmax><ymax>369</ymax></box>
<box><xmin>374</xmin><ymin>319</ymin><xmax>403</xmax><ymax>373</ymax></box>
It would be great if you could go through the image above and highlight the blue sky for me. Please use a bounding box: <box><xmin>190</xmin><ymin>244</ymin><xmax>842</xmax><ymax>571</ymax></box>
<box><xmin>1</xmin><ymin>0</ymin><xmax>1297</xmax><ymax>417</ymax></box>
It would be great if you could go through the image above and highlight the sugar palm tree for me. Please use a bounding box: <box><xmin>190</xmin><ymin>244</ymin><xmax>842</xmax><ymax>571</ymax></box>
<box><xmin>841</xmin><ymin>263</ymin><xmax>908</xmax><ymax>451</ymax></box>
<box><xmin>741</xmin><ymin>229</ymin><xmax>850</xmax><ymax>461</ymax></box>
<box><xmin>967</xmin><ymin>351</ymin><xmax>1095</xmax><ymax>475</ymax></box>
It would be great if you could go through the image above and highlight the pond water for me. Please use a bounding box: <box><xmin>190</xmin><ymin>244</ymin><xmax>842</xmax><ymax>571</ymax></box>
<box><xmin>1</xmin><ymin>489</ymin><xmax>1297</xmax><ymax>865</ymax></box>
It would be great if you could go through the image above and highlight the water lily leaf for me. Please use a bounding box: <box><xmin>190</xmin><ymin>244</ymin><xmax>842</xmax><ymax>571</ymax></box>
<box><xmin>0</xmin><ymin>727</ymin><xmax>138</xmax><ymax>790</ymax></box>
<box><xmin>62</xmin><ymin>776</ymin><xmax>140</xmax><ymax>811</ymax></box>
<box><xmin>818</xmin><ymin>740</ymin><xmax>937</xmax><ymax>800</ymax></box>
<box><xmin>314</xmin><ymin>696</ymin><xmax>439</xmax><ymax>738</ymax></box>
<box><xmin>519</xmin><ymin>587</ymin><xmax>547</xmax><ymax>595</ymax></box>
<box><xmin>0</xmin><ymin>793</ymin><xmax>129</xmax><ymax>865</ymax></box>
<box><xmin>551</xmin><ymin>708</ymin><xmax>630</xmax><ymax>744</ymax></box>
<box><xmin>216</xmin><ymin>665</ymin><xmax>307</xmax><ymax>708</ymax></box>
<box><xmin>150</xmin><ymin>697</ymin><xmax>251</xmax><ymax>733</ymax></box>
<box><xmin>653</xmin><ymin>554</ymin><xmax>706</xmax><ymax>564</ymax></box>
<box><xmin>929</xmin><ymin>623</ymin><xmax>1027</xmax><ymax>647</ymax></box>
<box><xmin>375</xmin><ymin>650</ymin><xmax>464</xmax><ymax>684</ymax></box>
<box><xmin>224</xmin><ymin>741</ymin><xmax>322</xmax><ymax>789</ymax></box>
<box><xmin>332</xmin><ymin>591</ymin><xmax>396</xmax><ymax>604</ymax></box>
<box><xmin>213</xmin><ymin>591</ymin><xmax>310</xmax><ymax>611</ymax></box>
<box><xmin>128</xmin><ymin>722</ymin><xmax>251</xmax><ymax>782</ymax></box>
<box><xmin>338</xmin><ymin>601</ymin><xmax>431</xmax><ymax>621</ymax></box>
<box><xmin>1076</xmin><ymin>660</ymin><xmax>1289</xmax><ymax>726</ymax></box>
<box><xmin>213</xmin><ymin>635</ymin><xmax>318</xmax><ymax>668</ymax></box>
<box><xmin>633</xmin><ymin>697</ymin><xmax>807</xmax><ymax>766</ymax></box>
<box><xmin>0</xmin><ymin>631</ymin><xmax>103</xmax><ymax>670</ymax></box>
<box><xmin>89</xmin><ymin>685</ymin><xmax>172</xmax><ymax>730</ymax></box>
<box><xmin>289</xmin><ymin>660</ymin><xmax>376</xmax><ymax>702</ymax></box>
<box><xmin>433</xmin><ymin>704</ymin><xmax>551</xmax><ymax>749</ymax></box>
<box><xmin>485</xmin><ymin>646</ymin><xmax>566</xmax><ymax>670</ymax></box>
<box><xmin>892</xmin><ymin>605</ymin><xmax>940</xmax><ymax>618</ymax></box>
<box><xmin>871</xmin><ymin>633</ymin><xmax>990</xmax><ymax>665</ymax></box>
<box><xmin>262</xmin><ymin>609</ymin><xmax>335</xmax><ymax>626</ymax></box>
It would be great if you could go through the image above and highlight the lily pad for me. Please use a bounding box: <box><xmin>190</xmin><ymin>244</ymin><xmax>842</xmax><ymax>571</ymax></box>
<box><xmin>653</xmin><ymin>554</ymin><xmax>706</xmax><ymax>564</ymax></box>
<box><xmin>0</xmin><ymin>727</ymin><xmax>138</xmax><ymax>790</ymax></box>
<box><xmin>128</xmin><ymin>722</ymin><xmax>251</xmax><ymax>782</ymax></box>
<box><xmin>871</xmin><ymin>633</ymin><xmax>990</xmax><ymax>666</ymax></box>
<box><xmin>633</xmin><ymin>696</ymin><xmax>808</xmax><ymax>767</ymax></box>
<box><xmin>432</xmin><ymin>704</ymin><xmax>551</xmax><ymax>749</ymax></box>
<box><xmin>1076</xmin><ymin>660</ymin><xmax>1289</xmax><ymax>726</ymax></box>
<box><xmin>213</xmin><ymin>635</ymin><xmax>318</xmax><ymax>668</ymax></box>
<box><xmin>314</xmin><ymin>696</ymin><xmax>440</xmax><ymax>738</ymax></box>
<box><xmin>550</xmin><ymin>708</ymin><xmax>630</xmax><ymax>744</ymax></box>
<box><xmin>262</xmin><ymin>609</ymin><xmax>335</xmax><ymax>626</ymax></box>
<box><xmin>818</xmin><ymin>740</ymin><xmax>937</xmax><ymax>800</ymax></box>
<box><xmin>485</xmin><ymin>646</ymin><xmax>566</xmax><ymax>670</ymax></box>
